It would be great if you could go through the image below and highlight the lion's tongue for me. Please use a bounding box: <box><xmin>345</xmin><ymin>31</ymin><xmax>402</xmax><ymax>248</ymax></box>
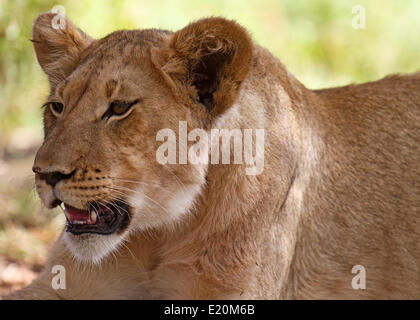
<box><xmin>64</xmin><ymin>204</ymin><xmax>96</xmax><ymax>224</ymax></box>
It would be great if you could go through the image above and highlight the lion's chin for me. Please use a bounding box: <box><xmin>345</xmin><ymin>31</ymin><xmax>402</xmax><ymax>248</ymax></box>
<box><xmin>63</xmin><ymin>232</ymin><xmax>125</xmax><ymax>264</ymax></box>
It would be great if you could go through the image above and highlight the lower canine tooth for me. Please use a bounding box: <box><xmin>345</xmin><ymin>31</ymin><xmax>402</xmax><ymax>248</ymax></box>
<box><xmin>90</xmin><ymin>211</ymin><xmax>97</xmax><ymax>224</ymax></box>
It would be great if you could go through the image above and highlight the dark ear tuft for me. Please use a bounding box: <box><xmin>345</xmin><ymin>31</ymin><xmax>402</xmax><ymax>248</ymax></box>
<box><xmin>157</xmin><ymin>17</ymin><xmax>254</xmax><ymax>117</ymax></box>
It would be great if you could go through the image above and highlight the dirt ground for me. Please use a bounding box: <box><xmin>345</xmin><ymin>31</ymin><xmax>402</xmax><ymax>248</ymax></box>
<box><xmin>0</xmin><ymin>128</ymin><xmax>64</xmax><ymax>296</ymax></box>
<box><xmin>0</xmin><ymin>260</ymin><xmax>38</xmax><ymax>296</ymax></box>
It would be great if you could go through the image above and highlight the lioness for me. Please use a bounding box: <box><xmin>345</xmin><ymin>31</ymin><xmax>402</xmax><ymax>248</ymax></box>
<box><xmin>5</xmin><ymin>13</ymin><xmax>420</xmax><ymax>299</ymax></box>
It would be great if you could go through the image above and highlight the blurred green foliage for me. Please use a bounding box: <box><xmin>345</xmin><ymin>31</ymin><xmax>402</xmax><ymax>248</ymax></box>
<box><xmin>1</xmin><ymin>0</ymin><xmax>419</xmax><ymax>135</ymax></box>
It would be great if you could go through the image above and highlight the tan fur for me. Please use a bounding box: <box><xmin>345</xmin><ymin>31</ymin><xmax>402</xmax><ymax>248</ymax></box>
<box><xmin>4</xmin><ymin>13</ymin><xmax>420</xmax><ymax>299</ymax></box>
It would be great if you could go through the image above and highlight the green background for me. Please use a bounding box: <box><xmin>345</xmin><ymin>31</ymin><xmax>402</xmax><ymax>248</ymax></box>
<box><xmin>1</xmin><ymin>0</ymin><xmax>420</xmax><ymax>134</ymax></box>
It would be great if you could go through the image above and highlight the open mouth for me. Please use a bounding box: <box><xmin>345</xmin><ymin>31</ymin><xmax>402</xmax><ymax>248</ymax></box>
<box><xmin>62</xmin><ymin>200</ymin><xmax>130</xmax><ymax>235</ymax></box>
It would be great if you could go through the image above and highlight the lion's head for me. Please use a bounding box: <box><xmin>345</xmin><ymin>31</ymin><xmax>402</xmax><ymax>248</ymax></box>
<box><xmin>31</xmin><ymin>13</ymin><xmax>253</xmax><ymax>263</ymax></box>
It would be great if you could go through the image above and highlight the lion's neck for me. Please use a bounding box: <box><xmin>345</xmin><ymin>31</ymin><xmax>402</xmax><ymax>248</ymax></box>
<box><xmin>183</xmin><ymin>52</ymin><xmax>317</xmax><ymax>238</ymax></box>
<box><xmin>125</xmin><ymin>50</ymin><xmax>322</xmax><ymax>297</ymax></box>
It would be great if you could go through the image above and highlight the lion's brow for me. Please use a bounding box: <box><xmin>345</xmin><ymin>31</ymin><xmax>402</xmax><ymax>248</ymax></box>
<box><xmin>63</xmin><ymin>73</ymin><xmax>92</xmax><ymax>115</ymax></box>
<box><xmin>105</xmin><ymin>79</ymin><xmax>118</xmax><ymax>98</ymax></box>
<box><xmin>57</xmin><ymin>79</ymin><xmax>68</xmax><ymax>98</ymax></box>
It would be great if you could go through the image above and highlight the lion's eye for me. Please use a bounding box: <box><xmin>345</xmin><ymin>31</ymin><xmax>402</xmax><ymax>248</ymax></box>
<box><xmin>46</xmin><ymin>102</ymin><xmax>64</xmax><ymax>117</ymax></box>
<box><xmin>110</xmin><ymin>101</ymin><xmax>132</xmax><ymax>115</ymax></box>
<box><xmin>103</xmin><ymin>100</ymin><xmax>139</xmax><ymax>120</ymax></box>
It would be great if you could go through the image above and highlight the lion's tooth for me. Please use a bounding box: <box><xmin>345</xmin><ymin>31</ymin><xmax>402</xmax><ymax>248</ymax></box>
<box><xmin>90</xmin><ymin>211</ymin><xmax>97</xmax><ymax>224</ymax></box>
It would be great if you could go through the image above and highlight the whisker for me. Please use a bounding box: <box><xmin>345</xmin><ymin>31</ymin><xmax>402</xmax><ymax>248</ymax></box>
<box><xmin>109</xmin><ymin>177</ymin><xmax>150</xmax><ymax>186</ymax></box>
<box><xmin>106</xmin><ymin>189</ymin><xmax>156</xmax><ymax>218</ymax></box>
<box><xmin>96</xmin><ymin>199</ymin><xmax>123</xmax><ymax>217</ymax></box>
<box><xmin>108</xmin><ymin>185</ymin><xmax>170</xmax><ymax>216</ymax></box>
<box><xmin>159</xmin><ymin>165</ymin><xmax>189</xmax><ymax>200</ymax></box>
<box><xmin>108</xmin><ymin>176</ymin><xmax>183</xmax><ymax>203</ymax></box>
<box><xmin>109</xmin><ymin>201</ymin><xmax>128</xmax><ymax>217</ymax></box>
<box><xmin>91</xmin><ymin>201</ymin><xmax>100</xmax><ymax>217</ymax></box>
<box><xmin>103</xmin><ymin>189</ymin><xmax>141</xmax><ymax>213</ymax></box>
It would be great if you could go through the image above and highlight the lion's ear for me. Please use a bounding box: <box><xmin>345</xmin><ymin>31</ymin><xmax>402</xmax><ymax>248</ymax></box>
<box><xmin>32</xmin><ymin>12</ymin><xmax>93</xmax><ymax>88</ymax></box>
<box><xmin>157</xmin><ymin>17</ymin><xmax>254</xmax><ymax>117</ymax></box>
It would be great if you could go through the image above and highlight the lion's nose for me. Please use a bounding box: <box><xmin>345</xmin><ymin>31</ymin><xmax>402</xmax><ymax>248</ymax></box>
<box><xmin>33</xmin><ymin>166</ymin><xmax>75</xmax><ymax>187</ymax></box>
